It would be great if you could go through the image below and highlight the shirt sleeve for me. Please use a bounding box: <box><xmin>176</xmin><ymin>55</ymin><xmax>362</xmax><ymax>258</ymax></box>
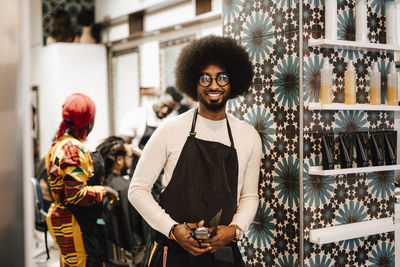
<box><xmin>118</xmin><ymin>110</ymin><xmax>137</xmax><ymax>138</ymax></box>
<box><xmin>128</xmin><ymin>121</ymin><xmax>177</xmax><ymax>237</ymax></box>
<box><xmin>58</xmin><ymin>141</ymin><xmax>105</xmax><ymax>206</ymax></box>
<box><xmin>230</xmin><ymin>128</ymin><xmax>262</xmax><ymax>231</ymax></box>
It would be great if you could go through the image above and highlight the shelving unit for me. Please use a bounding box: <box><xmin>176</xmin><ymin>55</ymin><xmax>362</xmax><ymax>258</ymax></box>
<box><xmin>307</xmin><ymin>102</ymin><xmax>400</xmax><ymax>111</ymax></box>
<box><xmin>308</xmin><ymin>38</ymin><xmax>400</xmax><ymax>52</ymax></box>
<box><xmin>310</xmin><ymin>218</ymin><xmax>400</xmax><ymax>245</ymax></box>
<box><xmin>308</xmin><ymin>165</ymin><xmax>400</xmax><ymax>176</ymax></box>
<box><xmin>305</xmin><ymin>6</ymin><xmax>400</xmax><ymax>267</ymax></box>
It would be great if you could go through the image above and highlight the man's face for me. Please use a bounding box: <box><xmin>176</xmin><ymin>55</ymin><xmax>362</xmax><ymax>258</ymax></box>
<box><xmin>196</xmin><ymin>64</ymin><xmax>231</xmax><ymax>112</ymax></box>
<box><xmin>154</xmin><ymin>94</ymin><xmax>177</xmax><ymax>119</ymax></box>
<box><xmin>121</xmin><ymin>144</ymin><xmax>133</xmax><ymax>176</ymax></box>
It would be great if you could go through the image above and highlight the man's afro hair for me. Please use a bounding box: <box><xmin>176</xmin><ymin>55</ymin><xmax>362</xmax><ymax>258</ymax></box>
<box><xmin>175</xmin><ymin>35</ymin><xmax>254</xmax><ymax>101</ymax></box>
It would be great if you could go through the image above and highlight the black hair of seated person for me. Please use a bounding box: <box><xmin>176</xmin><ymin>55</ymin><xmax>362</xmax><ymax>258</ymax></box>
<box><xmin>77</xmin><ymin>8</ymin><xmax>94</xmax><ymax>26</ymax></box>
<box><xmin>96</xmin><ymin>136</ymin><xmax>127</xmax><ymax>177</ymax></box>
<box><xmin>49</xmin><ymin>9</ymin><xmax>75</xmax><ymax>42</ymax></box>
<box><xmin>77</xmin><ymin>8</ymin><xmax>101</xmax><ymax>43</ymax></box>
<box><xmin>175</xmin><ymin>35</ymin><xmax>254</xmax><ymax>101</ymax></box>
<box><xmin>165</xmin><ymin>86</ymin><xmax>183</xmax><ymax>103</ymax></box>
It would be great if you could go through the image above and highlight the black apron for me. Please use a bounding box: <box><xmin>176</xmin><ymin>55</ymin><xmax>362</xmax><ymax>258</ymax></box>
<box><xmin>138</xmin><ymin>123</ymin><xmax>157</xmax><ymax>149</ymax></box>
<box><xmin>152</xmin><ymin>109</ymin><xmax>244</xmax><ymax>267</ymax></box>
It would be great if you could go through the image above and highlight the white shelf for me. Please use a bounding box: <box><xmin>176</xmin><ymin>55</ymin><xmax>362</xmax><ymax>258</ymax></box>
<box><xmin>308</xmin><ymin>165</ymin><xmax>400</xmax><ymax>176</ymax></box>
<box><xmin>307</xmin><ymin>102</ymin><xmax>400</xmax><ymax>111</ymax></box>
<box><xmin>308</xmin><ymin>38</ymin><xmax>400</xmax><ymax>52</ymax></box>
<box><xmin>310</xmin><ymin>218</ymin><xmax>399</xmax><ymax>245</ymax></box>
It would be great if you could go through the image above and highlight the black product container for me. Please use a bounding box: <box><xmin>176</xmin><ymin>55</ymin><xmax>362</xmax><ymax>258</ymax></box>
<box><xmin>383</xmin><ymin>131</ymin><xmax>396</xmax><ymax>165</ymax></box>
<box><xmin>370</xmin><ymin>132</ymin><xmax>384</xmax><ymax>166</ymax></box>
<box><xmin>339</xmin><ymin>133</ymin><xmax>353</xmax><ymax>168</ymax></box>
<box><xmin>321</xmin><ymin>134</ymin><xmax>334</xmax><ymax>170</ymax></box>
<box><xmin>355</xmin><ymin>132</ymin><xmax>369</xmax><ymax>167</ymax></box>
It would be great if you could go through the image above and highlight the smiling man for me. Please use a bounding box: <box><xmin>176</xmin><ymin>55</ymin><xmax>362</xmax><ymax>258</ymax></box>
<box><xmin>128</xmin><ymin>36</ymin><xmax>262</xmax><ymax>267</ymax></box>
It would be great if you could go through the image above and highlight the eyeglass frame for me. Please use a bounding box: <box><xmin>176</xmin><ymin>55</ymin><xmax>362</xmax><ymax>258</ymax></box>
<box><xmin>197</xmin><ymin>72</ymin><xmax>230</xmax><ymax>88</ymax></box>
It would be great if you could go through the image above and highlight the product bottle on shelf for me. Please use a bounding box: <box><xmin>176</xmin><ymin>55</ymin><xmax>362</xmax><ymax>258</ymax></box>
<box><xmin>345</xmin><ymin>60</ymin><xmax>356</xmax><ymax>105</ymax></box>
<box><xmin>384</xmin><ymin>132</ymin><xmax>396</xmax><ymax>165</ymax></box>
<box><xmin>339</xmin><ymin>133</ymin><xmax>353</xmax><ymax>168</ymax></box>
<box><xmin>370</xmin><ymin>133</ymin><xmax>384</xmax><ymax>166</ymax></box>
<box><xmin>387</xmin><ymin>62</ymin><xmax>398</xmax><ymax>106</ymax></box>
<box><xmin>355</xmin><ymin>133</ymin><xmax>369</xmax><ymax>167</ymax></box>
<box><xmin>321</xmin><ymin>135</ymin><xmax>335</xmax><ymax>170</ymax></box>
<box><xmin>325</xmin><ymin>0</ymin><xmax>337</xmax><ymax>40</ymax></box>
<box><xmin>320</xmin><ymin>59</ymin><xmax>333</xmax><ymax>105</ymax></box>
<box><xmin>370</xmin><ymin>62</ymin><xmax>381</xmax><ymax>105</ymax></box>
<box><xmin>386</xmin><ymin>0</ymin><xmax>397</xmax><ymax>44</ymax></box>
<box><xmin>355</xmin><ymin>0</ymin><xmax>368</xmax><ymax>42</ymax></box>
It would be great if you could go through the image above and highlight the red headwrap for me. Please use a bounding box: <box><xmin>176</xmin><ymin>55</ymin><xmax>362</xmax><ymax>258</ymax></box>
<box><xmin>56</xmin><ymin>93</ymin><xmax>96</xmax><ymax>141</ymax></box>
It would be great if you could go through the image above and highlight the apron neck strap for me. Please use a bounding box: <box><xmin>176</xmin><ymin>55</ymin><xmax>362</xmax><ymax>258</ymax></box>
<box><xmin>226</xmin><ymin>116</ymin><xmax>235</xmax><ymax>148</ymax></box>
<box><xmin>190</xmin><ymin>108</ymin><xmax>235</xmax><ymax>148</ymax></box>
<box><xmin>189</xmin><ymin>108</ymin><xmax>199</xmax><ymax>136</ymax></box>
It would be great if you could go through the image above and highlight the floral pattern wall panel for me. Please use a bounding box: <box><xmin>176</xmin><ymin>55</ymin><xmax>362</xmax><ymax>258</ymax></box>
<box><xmin>42</xmin><ymin>0</ymin><xmax>94</xmax><ymax>45</ymax></box>
<box><xmin>303</xmin><ymin>0</ymin><xmax>395</xmax><ymax>265</ymax></box>
<box><xmin>223</xmin><ymin>0</ymin><xmax>301</xmax><ymax>265</ymax></box>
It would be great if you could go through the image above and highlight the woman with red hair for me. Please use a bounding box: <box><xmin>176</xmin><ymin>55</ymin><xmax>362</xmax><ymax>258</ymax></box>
<box><xmin>45</xmin><ymin>93</ymin><xmax>118</xmax><ymax>267</ymax></box>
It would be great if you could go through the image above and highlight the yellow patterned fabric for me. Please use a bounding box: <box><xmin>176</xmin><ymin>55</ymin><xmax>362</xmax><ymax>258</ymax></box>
<box><xmin>45</xmin><ymin>135</ymin><xmax>105</xmax><ymax>267</ymax></box>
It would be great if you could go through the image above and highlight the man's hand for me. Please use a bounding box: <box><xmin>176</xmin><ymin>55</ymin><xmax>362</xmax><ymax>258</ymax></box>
<box><xmin>203</xmin><ymin>225</ymin><xmax>235</xmax><ymax>253</ymax></box>
<box><xmin>39</xmin><ymin>179</ymin><xmax>53</xmax><ymax>202</ymax></box>
<box><xmin>104</xmin><ymin>186</ymin><xmax>119</xmax><ymax>203</ymax></box>
<box><xmin>173</xmin><ymin>220</ymin><xmax>211</xmax><ymax>256</ymax></box>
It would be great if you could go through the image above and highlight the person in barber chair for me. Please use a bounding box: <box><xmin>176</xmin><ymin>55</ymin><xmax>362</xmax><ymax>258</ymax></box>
<box><xmin>128</xmin><ymin>36</ymin><xmax>262</xmax><ymax>267</ymax></box>
<box><xmin>97</xmin><ymin>136</ymin><xmax>149</xmax><ymax>266</ymax></box>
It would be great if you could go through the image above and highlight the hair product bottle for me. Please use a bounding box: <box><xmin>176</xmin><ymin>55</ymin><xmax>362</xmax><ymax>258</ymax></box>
<box><xmin>386</xmin><ymin>1</ymin><xmax>398</xmax><ymax>44</ymax></box>
<box><xmin>355</xmin><ymin>133</ymin><xmax>369</xmax><ymax>167</ymax></box>
<box><xmin>370</xmin><ymin>62</ymin><xmax>381</xmax><ymax>105</ymax></box>
<box><xmin>355</xmin><ymin>0</ymin><xmax>368</xmax><ymax>42</ymax></box>
<box><xmin>321</xmin><ymin>135</ymin><xmax>335</xmax><ymax>170</ymax></box>
<box><xmin>320</xmin><ymin>59</ymin><xmax>333</xmax><ymax>104</ymax></box>
<box><xmin>384</xmin><ymin>132</ymin><xmax>396</xmax><ymax>165</ymax></box>
<box><xmin>345</xmin><ymin>60</ymin><xmax>356</xmax><ymax>105</ymax></box>
<box><xmin>370</xmin><ymin>133</ymin><xmax>384</xmax><ymax>166</ymax></box>
<box><xmin>339</xmin><ymin>133</ymin><xmax>353</xmax><ymax>168</ymax></box>
<box><xmin>387</xmin><ymin>62</ymin><xmax>398</xmax><ymax>106</ymax></box>
<box><xmin>325</xmin><ymin>0</ymin><xmax>337</xmax><ymax>40</ymax></box>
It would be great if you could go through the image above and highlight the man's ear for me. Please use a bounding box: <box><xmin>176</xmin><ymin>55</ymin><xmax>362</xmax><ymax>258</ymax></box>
<box><xmin>115</xmin><ymin>155</ymin><xmax>124</xmax><ymax>166</ymax></box>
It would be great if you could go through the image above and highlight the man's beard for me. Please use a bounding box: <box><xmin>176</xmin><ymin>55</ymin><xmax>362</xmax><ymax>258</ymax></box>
<box><xmin>198</xmin><ymin>93</ymin><xmax>229</xmax><ymax>112</ymax></box>
<box><xmin>121</xmin><ymin>163</ymin><xmax>129</xmax><ymax>176</ymax></box>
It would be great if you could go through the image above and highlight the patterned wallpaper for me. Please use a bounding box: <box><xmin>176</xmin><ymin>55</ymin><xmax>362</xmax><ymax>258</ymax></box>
<box><xmin>223</xmin><ymin>0</ymin><xmax>395</xmax><ymax>266</ymax></box>
<box><xmin>224</xmin><ymin>0</ymin><xmax>301</xmax><ymax>265</ymax></box>
<box><xmin>42</xmin><ymin>0</ymin><xmax>94</xmax><ymax>45</ymax></box>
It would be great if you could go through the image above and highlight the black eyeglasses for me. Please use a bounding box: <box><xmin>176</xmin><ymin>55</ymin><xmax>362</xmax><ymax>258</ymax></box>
<box><xmin>198</xmin><ymin>72</ymin><xmax>230</xmax><ymax>87</ymax></box>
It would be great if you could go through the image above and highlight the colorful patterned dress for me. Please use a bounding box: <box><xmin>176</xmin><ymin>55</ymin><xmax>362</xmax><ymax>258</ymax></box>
<box><xmin>45</xmin><ymin>135</ymin><xmax>105</xmax><ymax>267</ymax></box>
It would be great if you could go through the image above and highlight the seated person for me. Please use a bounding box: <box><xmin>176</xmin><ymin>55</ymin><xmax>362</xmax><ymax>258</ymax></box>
<box><xmin>74</xmin><ymin>8</ymin><xmax>101</xmax><ymax>44</ymax></box>
<box><xmin>97</xmin><ymin>136</ymin><xmax>145</xmax><ymax>265</ymax></box>
<box><xmin>46</xmin><ymin>9</ymin><xmax>75</xmax><ymax>45</ymax></box>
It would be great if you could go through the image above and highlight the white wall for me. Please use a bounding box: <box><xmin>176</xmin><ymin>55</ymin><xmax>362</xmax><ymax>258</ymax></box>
<box><xmin>98</xmin><ymin>0</ymin><xmax>222</xmax><ymax>43</ymax></box>
<box><xmin>144</xmin><ymin>2</ymin><xmax>194</xmax><ymax>32</ymax></box>
<box><xmin>95</xmin><ymin>0</ymin><xmax>172</xmax><ymax>22</ymax></box>
<box><xmin>30</xmin><ymin>0</ymin><xmax>42</xmax><ymax>48</ymax></box>
<box><xmin>140</xmin><ymin>41</ymin><xmax>160</xmax><ymax>88</ymax></box>
<box><xmin>37</xmin><ymin>44</ymin><xmax>109</xmax><ymax>155</ymax></box>
<box><xmin>113</xmin><ymin>52</ymin><xmax>140</xmax><ymax>132</ymax></box>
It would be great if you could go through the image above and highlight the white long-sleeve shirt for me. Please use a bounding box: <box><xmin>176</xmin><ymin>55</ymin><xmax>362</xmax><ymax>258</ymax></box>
<box><xmin>128</xmin><ymin>109</ymin><xmax>262</xmax><ymax>237</ymax></box>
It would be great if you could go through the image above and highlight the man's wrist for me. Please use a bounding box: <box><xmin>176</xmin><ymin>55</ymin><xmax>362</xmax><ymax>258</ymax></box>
<box><xmin>168</xmin><ymin>223</ymin><xmax>179</xmax><ymax>241</ymax></box>
<box><xmin>231</xmin><ymin>224</ymin><xmax>243</xmax><ymax>242</ymax></box>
